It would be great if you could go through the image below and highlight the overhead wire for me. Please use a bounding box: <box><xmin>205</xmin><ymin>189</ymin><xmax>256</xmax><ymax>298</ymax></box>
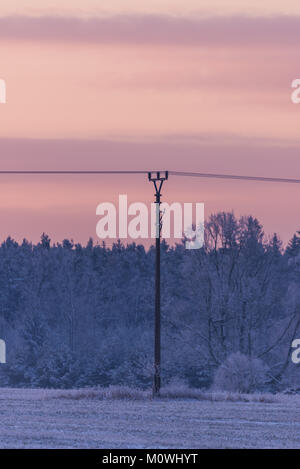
<box><xmin>0</xmin><ymin>169</ymin><xmax>299</xmax><ymax>184</ymax></box>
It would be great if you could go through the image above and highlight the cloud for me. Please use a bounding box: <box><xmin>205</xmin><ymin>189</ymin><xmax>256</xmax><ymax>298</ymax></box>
<box><xmin>0</xmin><ymin>15</ymin><xmax>299</xmax><ymax>45</ymax></box>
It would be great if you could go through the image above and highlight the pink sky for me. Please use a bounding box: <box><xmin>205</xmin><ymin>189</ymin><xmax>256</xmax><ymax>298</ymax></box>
<box><xmin>1</xmin><ymin>1</ymin><xmax>300</xmax><ymax>17</ymax></box>
<box><xmin>0</xmin><ymin>2</ymin><xmax>300</xmax><ymax>245</ymax></box>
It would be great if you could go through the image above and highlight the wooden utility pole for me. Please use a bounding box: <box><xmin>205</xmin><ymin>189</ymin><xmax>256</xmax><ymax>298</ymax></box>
<box><xmin>148</xmin><ymin>171</ymin><xmax>168</xmax><ymax>396</ymax></box>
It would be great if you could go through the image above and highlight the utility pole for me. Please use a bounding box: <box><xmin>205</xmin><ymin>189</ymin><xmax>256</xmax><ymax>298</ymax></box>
<box><xmin>148</xmin><ymin>171</ymin><xmax>168</xmax><ymax>396</ymax></box>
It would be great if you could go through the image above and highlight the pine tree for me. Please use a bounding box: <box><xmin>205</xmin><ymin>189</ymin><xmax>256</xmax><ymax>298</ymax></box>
<box><xmin>286</xmin><ymin>232</ymin><xmax>300</xmax><ymax>257</ymax></box>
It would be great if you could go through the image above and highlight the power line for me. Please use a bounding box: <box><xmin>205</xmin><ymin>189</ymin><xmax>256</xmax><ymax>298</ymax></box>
<box><xmin>169</xmin><ymin>171</ymin><xmax>300</xmax><ymax>184</ymax></box>
<box><xmin>0</xmin><ymin>169</ymin><xmax>299</xmax><ymax>184</ymax></box>
<box><xmin>0</xmin><ymin>170</ymin><xmax>149</xmax><ymax>175</ymax></box>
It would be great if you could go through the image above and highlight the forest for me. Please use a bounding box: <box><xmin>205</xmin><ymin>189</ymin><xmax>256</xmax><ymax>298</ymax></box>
<box><xmin>0</xmin><ymin>211</ymin><xmax>299</xmax><ymax>392</ymax></box>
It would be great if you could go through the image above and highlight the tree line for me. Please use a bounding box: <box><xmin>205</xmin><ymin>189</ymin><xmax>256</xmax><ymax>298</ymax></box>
<box><xmin>0</xmin><ymin>212</ymin><xmax>299</xmax><ymax>391</ymax></box>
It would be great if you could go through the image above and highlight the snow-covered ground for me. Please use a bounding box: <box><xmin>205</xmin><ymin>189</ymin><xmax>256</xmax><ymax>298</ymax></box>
<box><xmin>0</xmin><ymin>388</ymin><xmax>299</xmax><ymax>448</ymax></box>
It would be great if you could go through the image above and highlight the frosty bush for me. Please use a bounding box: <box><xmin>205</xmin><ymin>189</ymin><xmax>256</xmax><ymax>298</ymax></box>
<box><xmin>213</xmin><ymin>352</ymin><xmax>268</xmax><ymax>393</ymax></box>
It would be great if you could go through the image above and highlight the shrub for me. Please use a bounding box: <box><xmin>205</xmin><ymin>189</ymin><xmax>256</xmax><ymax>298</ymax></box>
<box><xmin>213</xmin><ymin>352</ymin><xmax>268</xmax><ymax>393</ymax></box>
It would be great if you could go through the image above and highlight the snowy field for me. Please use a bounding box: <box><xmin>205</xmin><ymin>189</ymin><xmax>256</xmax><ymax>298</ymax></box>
<box><xmin>0</xmin><ymin>388</ymin><xmax>299</xmax><ymax>449</ymax></box>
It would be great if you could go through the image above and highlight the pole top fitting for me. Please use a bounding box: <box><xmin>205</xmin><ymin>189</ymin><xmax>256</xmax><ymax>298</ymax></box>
<box><xmin>148</xmin><ymin>171</ymin><xmax>168</xmax><ymax>182</ymax></box>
